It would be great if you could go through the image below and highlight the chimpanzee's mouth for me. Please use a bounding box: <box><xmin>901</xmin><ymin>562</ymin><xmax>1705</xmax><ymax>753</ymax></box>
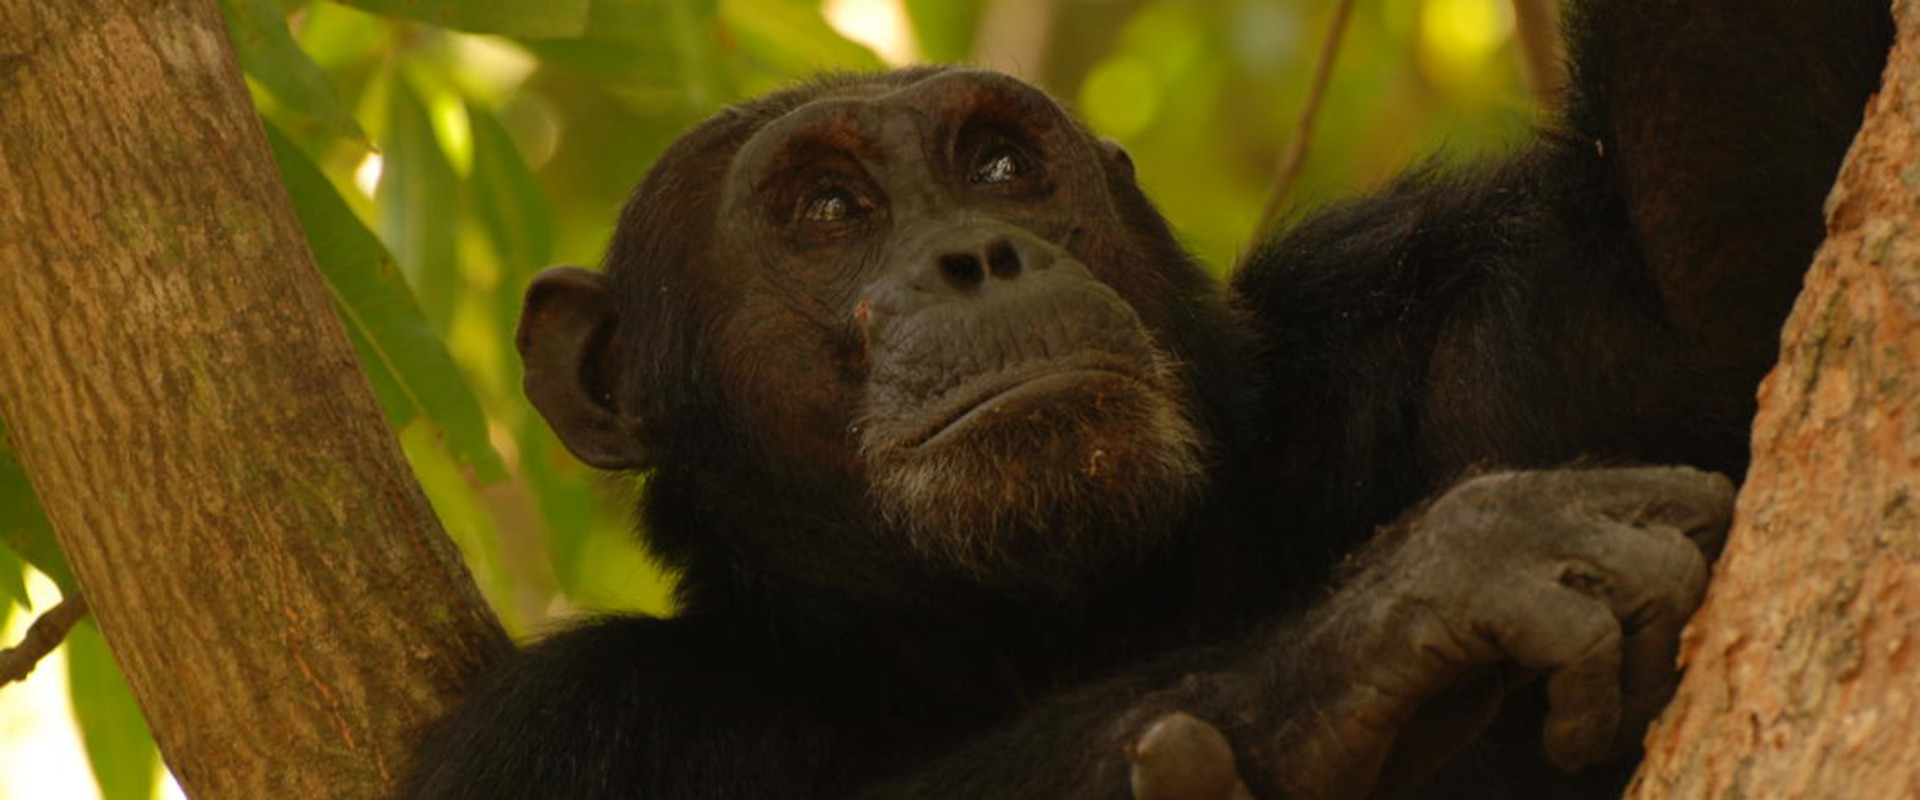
<box><xmin>902</xmin><ymin>356</ymin><xmax>1148</xmax><ymax>449</ymax></box>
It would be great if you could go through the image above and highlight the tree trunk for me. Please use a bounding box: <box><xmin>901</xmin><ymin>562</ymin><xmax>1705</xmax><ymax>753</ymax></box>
<box><xmin>0</xmin><ymin>2</ymin><xmax>509</xmax><ymax>800</ymax></box>
<box><xmin>1625</xmin><ymin>2</ymin><xmax>1920</xmax><ymax>798</ymax></box>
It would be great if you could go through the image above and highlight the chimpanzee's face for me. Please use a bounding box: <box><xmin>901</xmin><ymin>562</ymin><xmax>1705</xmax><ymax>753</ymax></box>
<box><xmin>705</xmin><ymin>70</ymin><xmax>1207</xmax><ymax>580</ymax></box>
<box><xmin>519</xmin><ymin>70</ymin><xmax>1220</xmax><ymax>592</ymax></box>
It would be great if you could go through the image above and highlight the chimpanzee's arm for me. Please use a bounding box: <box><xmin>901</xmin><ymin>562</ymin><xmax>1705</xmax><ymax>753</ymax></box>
<box><xmin>400</xmin><ymin>468</ymin><xmax>1728</xmax><ymax>800</ymax></box>
<box><xmin>1229</xmin><ymin>4</ymin><xmax>1888</xmax><ymax>797</ymax></box>
<box><xmin>1233</xmin><ymin>0</ymin><xmax>1891</xmax><ymax>560</ymax></box>
<box><xmin>1563</xmin><ymin>0</ymin><xmax>1892</xmax><ymax>377</ymax></box>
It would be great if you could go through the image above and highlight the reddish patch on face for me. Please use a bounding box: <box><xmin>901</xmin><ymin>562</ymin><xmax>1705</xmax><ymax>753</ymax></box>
<box><xmin>854</xmin><ymin>297</ymin><xmax>874</xmax><ymax>348</ymax></box>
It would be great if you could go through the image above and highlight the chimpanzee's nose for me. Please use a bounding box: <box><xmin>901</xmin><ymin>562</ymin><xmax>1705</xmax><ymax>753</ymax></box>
<box><xmin>858</xmin><ymin>218</ymin><xmax>1092</xmax><ymax>324</ymax></box>
<box><xmin>934</xmin><ymin>237</ymin><xmax>1028</xmax><ymax>291</ymax></box>
<box><xmin>885</xmin><ymin>219</ymin><xmax>1073</xmax><ymax>304</ymax></box>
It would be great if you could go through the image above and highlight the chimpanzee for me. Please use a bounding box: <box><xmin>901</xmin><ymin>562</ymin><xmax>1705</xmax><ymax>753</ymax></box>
<box><xmin>400</xmin><ymin>0</ymin><xmax>1892</xmax><ymax>798</ymax></box>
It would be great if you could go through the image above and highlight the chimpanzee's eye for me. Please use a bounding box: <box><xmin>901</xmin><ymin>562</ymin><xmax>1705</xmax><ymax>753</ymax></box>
<box><xmin>970</xmin><ymin>147</ymin><xmax>1023</xmax><ymax>184</ymax></box>
<box><xmin>800</xmin><ymin>188</ymin><xmax>863</xmax><ymax>223</ymax></box>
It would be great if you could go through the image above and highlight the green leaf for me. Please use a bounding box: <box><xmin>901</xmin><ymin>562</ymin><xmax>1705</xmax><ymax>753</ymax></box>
<box><xmin>219</xmin><ymin>0</ymin><xmax>366</xmax><ymax>142</ymax></box>
<box><xmin>722</xmin><ymin>0</ymin><xmax>884</xmax><ymax>75</ymax></box>
<box><xmin>0</xmin><ymin>542</ymin><xmax>26</xmax><ymax>611</ymax></box>
<box><xmin>467</xmin><ymin>101</ymin><xmax>556</xmax><ymax>361</ymax></box>
<box><xmin>903</xmin><ymin>0</ymin><xmax>983</xmax><ymax>63</ymax></box>
<box><xmin>0</xmin><ymin>419</ymin><xmax>75</xmax><ymax>596</ymax></box>
<box><xmin>528</xmin><ymin>0</ymin><xmax>728</xmax><ymax>106</ymax></box>
<box><xmin>514</xmin><ymin>421</ymin><xmax>596</xmax><ymax>594</ymax></box>
<box><xmin>68</xmin><ymin>619</ymin><xmax>161</xmax><ymax>800</ymax></box>
<box><xmin>334</xmin><ymin>0</ymin><xmax>588</xmax><ymax>37</ymax></box>
<box><xmin>575</xmin><ymin>0</ymin><xmax>717</xmax><ymax>48</ymax></box>
<box><xmin>519</xmin><ymin>0</ymin><xmax>688</xmax><ymax>80</ymax></box>
<box><xmin>570</xmin><ymin>509</ymin><xmax>676</xmax><ymax>616</ymax></box>
<box><xmin>397</xmin><ymin>424</ymin><xmax>517</xmax><ymax>628</ymax></box>
<box><xmin>293</xmin><ymin>0</ymin><xmax>396</xmax><ymax>72</ymax></box>
<box><xmin>378</xmin><ymin>77</ymin><xmax>461</xmax><ymax>332</ymax></box>
<box><xmin>265</xmin><ymin>121</ymin><xmax>507</xmax><ymax>483</ymax></box>
<box><xmin>467</xmin><ymin>104</ymin><xmax>554</xmax><ymax>280</ymax></box>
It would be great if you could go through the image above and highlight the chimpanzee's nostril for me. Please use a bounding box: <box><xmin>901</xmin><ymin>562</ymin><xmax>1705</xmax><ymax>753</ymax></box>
<box><xmin>939</xmin><ymin>253</ymin><xmax>985</xmax><ymax>290</ymax></box>
<box><xmin>986</xmin><ymin>239</ymin><xmax>1021</xmax><ymax>279</ymax></box>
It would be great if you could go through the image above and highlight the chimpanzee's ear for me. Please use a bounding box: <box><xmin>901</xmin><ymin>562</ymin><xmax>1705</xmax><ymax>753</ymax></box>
<box><xmin>1096</xmin><ymin>137</ymin><xmax>1135</xmax><ymax>181</ymax></box>
<box><xmin>518</xmin><ymin>266</ymin><xmax>649</xmax><ymax>470</ymax></box>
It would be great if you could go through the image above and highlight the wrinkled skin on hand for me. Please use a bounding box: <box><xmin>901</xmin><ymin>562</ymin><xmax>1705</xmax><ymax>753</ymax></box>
<box><xmin>1130</xmin><ymin>466</ymin><xmax>1732</xmax><ymax>800</ymax></box>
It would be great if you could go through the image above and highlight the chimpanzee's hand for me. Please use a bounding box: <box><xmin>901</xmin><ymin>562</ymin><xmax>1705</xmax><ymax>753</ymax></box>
<box><xmin>1234</xmin><ymin>466</ymin><xmax>1731</xmax><ymax>800</ymax></box>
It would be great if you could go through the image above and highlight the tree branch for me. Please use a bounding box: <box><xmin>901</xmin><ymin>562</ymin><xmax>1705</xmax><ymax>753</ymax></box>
<box><xmin>1248</xmin><ymin>0</ymin><xmax>1358</xmax><ymax>254</ymax></box>
<box><xmin>0</xmin><ymin>1</ymin><xmax>509</xmax><ymax>796</ymax></box>
<box><xmin>0</xmin><ymin>592</ymin><xmax>88</xmax><ymax>687</ymax></box>
<box><xmin>1625</xmin><ymin>2</ymin><xmax>1919</xmax><ymax>795</ymax></box>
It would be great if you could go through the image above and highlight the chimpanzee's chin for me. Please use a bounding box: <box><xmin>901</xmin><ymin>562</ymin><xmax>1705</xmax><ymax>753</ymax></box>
<box><xmin>860</xmin><ymin>377</ymin><xmax>1206</xmax><ymax>595</ymax></box>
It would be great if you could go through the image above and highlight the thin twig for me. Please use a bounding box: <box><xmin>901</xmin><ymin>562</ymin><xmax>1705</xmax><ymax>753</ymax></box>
<box><xmin>1248</xmin><ymin>0</ymin><xmax>1359</xmax><ymax>254</ymax></box>
<box><xmin>1509</xmin><ymin>0</ymin><xmax>1565</xmax><ymax>107</ymax></box>
<box><xmin>0</xmin><ymin>591</ymin><xmax>89</xmax><ymax>687</ymax></box>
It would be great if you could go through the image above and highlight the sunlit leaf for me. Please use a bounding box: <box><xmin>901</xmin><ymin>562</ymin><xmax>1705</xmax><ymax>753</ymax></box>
<box><xmin>265</xmin><ymin>121</ymin><xmax>508</xmax><ymax>483</ymax></box>
<box><xmin>0</xmin><ymin>419</ymin><xmax>75</xmax><ymax>597</ymax></box>
<box><xmin>514</xmin><ymin>422</ymin><xmax>596</xmax><ymax>594</ymax></box>
<box><xmin>903</xmin><ymin>0</ymin><xmax>982</xmax><ymax>63</ymax></box>
<box><xmin>467</xmin><ymin>101</ymin><xmax>556</xmax><ymax>376</ymax></box>
<box><xmin>660</xmin><ymin>0</ymin><xmax>729</xmax><ymax>107</ymax></box>
<box><xmin>526</xmin><ymin>0</ymin><xmax>728</xmax><ymax>106</ymax></box>
<box><xmin>293</xmin><ymin>0</ymin><xmax>396</xmax><ymax>72</ymax></box>
<box><xmin>334</xmin><ymin>0</ymin><xmax>588</xmax><ymax>38</ymax></box>
<box><xmin>468</xmin><ymin>104</ymin><xmax>554</xmax><ymax>281</ymax></box>
<box><xmin>219</xmin><ymin>0</ymin><xmax>366</xmax><ymax>142</ymax></box>
<box><xmin>68</xmin><ymin>620</ymin><xmax>160</xmax><ymax>800</ymax></box>
<box><xmin>569</xmin><ymin>509</ymin><xmax>676</xmax><ymax>616</ymax></box>
<box><xmin>0</xmin><ymin>538</ymin><xmax>26</xmax><ymax>611</ymax></box>
<box><xmin>379</xmin><ymin>77</ymin><xmax>461</xmax><ymax>331</ymax></box>
<box><xmin>518</xmin><ymin>37</ymin><xmax>670</xmax><ymax>78</ymax></box>
<box><xmin>519</xmin><ymin>0</ymin><xmax>687</xmax><ymax>81</ymax></box>
<box><xmin>576</xmin><ymin>0</ymin><xmax>717</xmax><ymax>45</ymax></box>
<box><xmin>398</xmin><ymin>424</ymin><xmax>517</xmax><ymax>629</ymax></box>
<box><xmin>723</xmin><ymin>0</ymin><xmax>884</xmax><ymax>75</ymax></box>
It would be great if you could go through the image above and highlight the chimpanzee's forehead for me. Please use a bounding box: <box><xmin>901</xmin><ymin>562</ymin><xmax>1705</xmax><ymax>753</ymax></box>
<box><xmin>728</xmin><ymin>70</ymin><xmax>1071</xmax><ymax>172</ymax></box>
<box><xmin>786</xmin><ymin>68</ymin><xmax>1057</xmax><ymax>110</ymax></box>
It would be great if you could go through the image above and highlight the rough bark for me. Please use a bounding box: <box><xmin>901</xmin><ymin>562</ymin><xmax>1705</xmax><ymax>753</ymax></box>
<box><xmin>0</xmin><ymin>2</ymin><xmax>510</xmax><ymax>800</ymax></box>
<box><xmin>1625</xmin><ymin>2</ymin><xmax>1920</xmax><ymax>798</ymax></box>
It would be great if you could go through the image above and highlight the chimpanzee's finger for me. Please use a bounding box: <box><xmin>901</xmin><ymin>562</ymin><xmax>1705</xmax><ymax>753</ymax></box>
<box><xmin>1612</xmin><ymin>520</ymin><xmax>1711</xmax><ymax>752</ymax></box>
<box><xmin>1479</xmin><ymin>581</ymin><xmax>1624</xmax><ymax>772</ymax></box>
<box><xmin>1563</xmin><ymin>467</ymin><xmax>1736</xmax><ymax>556</ymax></box>
<box><xmin>1127</xmin><ymin>712</ymin><xmax>1255</xmax><ymax>800</ymax></box>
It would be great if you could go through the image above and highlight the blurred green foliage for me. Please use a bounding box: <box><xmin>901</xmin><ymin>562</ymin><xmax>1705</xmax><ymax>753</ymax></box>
<box><xmin>0</xmin><ymin>1</ymin><xmax>1536</xmax><ymax>797</ymax></box>
<box><xmin>66</xmin><ymin>621</ymin><xmax>159</xmax><ymax>800</ymax></box>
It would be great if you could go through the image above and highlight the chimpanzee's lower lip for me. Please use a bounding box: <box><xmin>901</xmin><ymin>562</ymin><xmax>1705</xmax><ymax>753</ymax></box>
<box><xmin>907</xmin><ymin>367</ymin><xmax>1142</xmax><ymax>449</ymax></box>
